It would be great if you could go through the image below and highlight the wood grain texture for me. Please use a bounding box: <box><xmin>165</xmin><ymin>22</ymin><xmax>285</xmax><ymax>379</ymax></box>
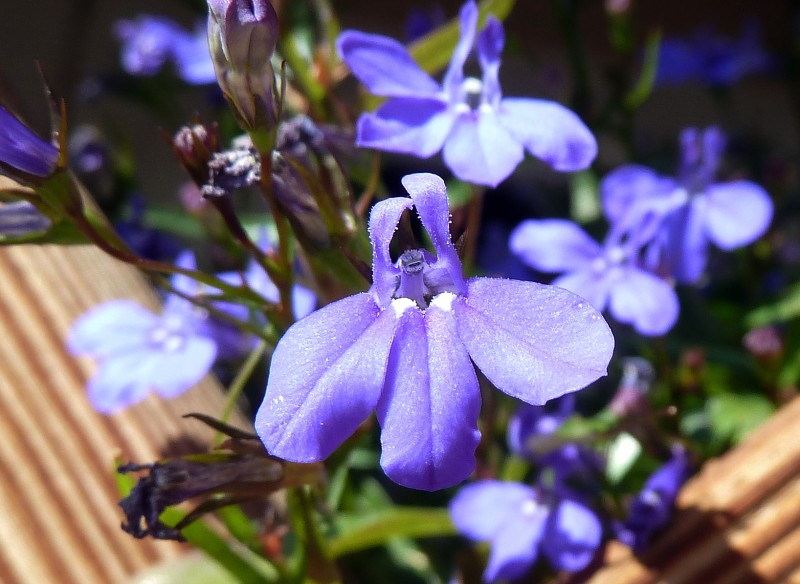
<box><xmin>585</xmin><ymin>395</ymin><xmax>800</xmax><ymax>584</ymax></box>
<box><xmin>0</xmin><ymin>244</ymin><xmax>250</xmax><ymax>584</ymax></box>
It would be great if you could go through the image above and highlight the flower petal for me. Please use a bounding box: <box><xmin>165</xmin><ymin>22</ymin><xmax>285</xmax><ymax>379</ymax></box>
<box><xmin>87</xmin><ymin>348</ymin><xmax>160</xmax><ymax>413</ymax></box>
<box><xmin>449</xmin><ymin>480</ymin><xmax>538</xmax><ymax>541</ymax></box>
<box><xmin>356</xmin><ymin>97</ymin><xmax>456</xmax><ymax>158</ymax></box>
<box><xmin>368</xmin><ymin>195</ymin><xmax>414</xmax><ymax>307</ymax></box>
<box><xmin>0</xmin><ymin>105</ymin><xmax>58</xmax><ymax>177</ymax></box>
<box><xmin>509</xmin><ymin>219</ymin><xmax>600</xmax><ymax>273</ymax></box>
<box><xmin>68</xmin><ymin>300</ymin><xmax>159</xmax><ymax>358</ymax></box>
<box><xmin>455</xmin><ymin>278</ymin><xmax>613</xmax><ymax>405</ymax></box>
<box><xmin>608</xmin><ymin>268</ymin><xmax>679</xmax><ymax>336</ymax></box>
<box><xmin>552</xmin><ymin>269</ymin><xmax>613</xmax><ymax>313</ymax></box>
<box><xmin>661</xmin><ymin>201</ymin><xmax>708</xmax><ymax>284</ymax></box>
<box><xmin>484</xmin><ymin>510</ymin><xmax>547</xmax><ymax>582</ymax></box>
<box><xmin>497</xmin><ymin>98</ymin><xmax>597</xmax><ymax>172</ymax></box>
<box><xmin>600</xmin><ymin>164</ymin><xmax>675</xmax><ymax>224</ymax></box>
<box><xmin>442</xmin><ymin>113</ymin><xmax>523</xmax><ymax>187</ymax></box>
<box><xmin>401</xmin><ymin>173</ymin><xmax>466</xmax><ymax>294</ymax></box>
<box><xmin>442</xmin><ymin>1</ymin><xmax>479</xmax><ymax>98</ymax></box>
<box><xmin>152</xmin><ymin>336</ymin><xmax>218</xmax><ymax>399</ymax></box>
<box><xmin>376</xmin><ymin>300</ymin><xmax>481</xmax><ymax>490</ymax></box>
<box><xmin>477</xmin><ymin>17</ymin><xmax>505</xmax><ymax>105</ymax></box>
<box><xmin>704</xmin><ymin>181</ymin><xmax>773</xmax><ymax>250</ymax></box>
<box><xmin>337</xmin><ymin>30</ymin><xmax>440</xmax><ymax>97</ymax></box>
<box><xmin>255</xmin><ymin>294</ymin><xmax>396</xmax><ymax>462</ymax></box>
<box><xmin>541</xmin><ymin>499</ymin><xmax>602</xmax><ymax>572</ymax></box>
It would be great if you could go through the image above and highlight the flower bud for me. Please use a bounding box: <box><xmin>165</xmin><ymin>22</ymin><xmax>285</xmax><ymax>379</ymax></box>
<box><xmin>172</xmin><ymin>122</ymin><xmax>220</xmax><ymax>187</ymax></box>
<box><xmin>207</xmin><ymin>0</ymin><xmax>279</xmax><ymax>130</ymax></box>
<box><xmin>0</xmin><ymin>104</ymin><xmax>58</xmax><ymax>185</ymax></box>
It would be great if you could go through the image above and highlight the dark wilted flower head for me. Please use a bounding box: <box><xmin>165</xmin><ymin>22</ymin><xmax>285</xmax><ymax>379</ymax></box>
<box><xmin>201</xmin><ymin>135</ymin><xmax>261</xmax><ymax>198</ymax></box>
<box><xmin>172</xmin><ymin>122</ymin><xmax>221</xmax><ymax>187</ymax></box>
<box><xmin>272</xmin><ymin>115</ymin><xmax>357</xmax><ymax>251</ymax></box>
<box><xmin>207</xmin><ymin>0</ymin><xmax>280</xmax><ymax>129</ymax></box>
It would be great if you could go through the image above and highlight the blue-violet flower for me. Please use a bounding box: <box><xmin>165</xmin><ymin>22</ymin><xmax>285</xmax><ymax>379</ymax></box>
<box><xmin>450</xmin><ymin>480</ymin><xmax>602</xmax><ymax>581</ymax></box>
<box><xmin>0</xmin><ymin>104</ymin><xmax>58</xmax><ymax>182</ymax></box>
<box><xmin>510</xmin><ymin>217</ymin><xmax>679</xmax><ymax>335</ymax></box>
<box><xmin>337</xmin><ymin>1</ymin><xmax>597</xmax><ymax>187</ymax></box>
<box><xmin>614</xmin><ymin>445</ymin><xmax>691</xmax><ymax>553</ymax></box>
<box><xmin>68</xmin><ymin>251</ymin><xmax>217</xmax><ymax>413</ymax></box>
<box><xmin>255</xmin><ymin>173</ymin><xmax>613</xmax><ymax>490</ymax></box>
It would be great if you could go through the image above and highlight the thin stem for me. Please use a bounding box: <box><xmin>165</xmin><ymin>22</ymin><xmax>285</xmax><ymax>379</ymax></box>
<box><xmin>215</xmin><ymin>339</ymin><xmax>270</xmax><ymax>445</ymax></box>
<box><xmin>462</xmin><ymin>183</ymin><xmax>486</xmax><ymax>274</ymax></box>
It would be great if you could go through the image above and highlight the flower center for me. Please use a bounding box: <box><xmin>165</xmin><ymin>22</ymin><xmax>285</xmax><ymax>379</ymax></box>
<box><xmin>457</xmin><ymin>77</ymin><xmax>484</xmax><ymax>111</ymax></box>
<box><xmin>393</xmin><ymin>249</ymin><xmax>458</xmax><ymax>310</ymax></box>
<box><xmin>149</xmin><ymin>314</ymin><xmax>188</xmax><ymax>352</ymax></box>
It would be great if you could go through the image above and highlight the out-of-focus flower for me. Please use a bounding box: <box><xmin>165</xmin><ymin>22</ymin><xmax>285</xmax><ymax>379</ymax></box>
<box><xmin>0</xmin><ymin>201</ymin><xmax>52</xmax><ymax>239</ymax></box>
<box><xmin>0</xmin><ymin>104</ymin><xmax>58</xmax><ymax>184</ymax></box>
<box><xmin>510</xmin><ymin>217</ymin><xmax>679</xmax><ymax>335</ymax></box>
<box><xmin>68</xmin><ymin>252</ymin><xmax>217</xmax><ymax>413</ymax></box>
<box><xmin>114</xmin><ymin>197</ymin><xmax>182</xmax><ymax>262</ymax></box>
<box><xmin>602</xmin><ymin>127</ymin><xmax>773</xmax><ymax>284</ymax></box>
<box><xmin>255</xmin><ymin>173</ymin><xmax>613</xmax><ymax>490</ymax></box>
<box><xmin>450</xmin><ymin>480</ymin><xmax>602</xmax><ymax>581</ymax></box>
<box><xmin>609</xmin><ymin>356</ymin><xmax>655</xmax><ymax>417</ymax></box>
<box><xmin>207</xmin><ymin>0</ymin><xmax>280</xmax><ymax>129</ymax></box>
<box><xmin>656</xmin><ymin>23</ymin><xmax>772</xmax><ymax>88</ymax></box>
<box><xmin>114</xmin><ymin>16</ymin><xmax>216</xmax><ymax>84</ymax></box>
<box><xmin>508</xmin><ymin>394</ymin><xmax>604</xmax><ymax>486</ymax></box>
<box><xmin>614</xmin><ymin>445</ymin><xmax>691</xmax><ymax>553</ymax></box>
<box><xmin>337</xmin><ymin>1</ymin><xmax>596</xmax><ymax>187</ymax></box>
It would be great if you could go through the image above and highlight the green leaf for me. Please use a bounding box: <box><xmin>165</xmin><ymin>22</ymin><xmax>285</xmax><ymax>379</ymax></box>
<box><xmin>330</xmin><ymin>508</ymin><xmax>457</xmax><ymax>557</ymax></box>
<box><xmin>605</xmin><ymin>432</ymin><xmax>642</xmax><ymax>484</ymax></box>
<box><xmin>569</xmin><ymin>169</ymin><xmax>600</xmax><ymax>224</ymax></box>
<box><xmin>746</xmin><ymin>283</ymin><xmax>800</xmax><ymax>327</ymax></box>
<box><xmin>706</xmin><ymin>392</ymin><xmax>775</xmax><ymax>446</ymax></box>
<box><xmin>128</xmin><ymin>553</ymin><xmax>240</xmax><ymax>584</ymax></box>
<box><xmin>410</xmin><ymin>0</ymin><xmax>517</xmax><ymax>74</ymax></box>
<box><xmin>624</xmin><ymin>30</ymin><xmax>661</xmax><ymax>110</ymax></box>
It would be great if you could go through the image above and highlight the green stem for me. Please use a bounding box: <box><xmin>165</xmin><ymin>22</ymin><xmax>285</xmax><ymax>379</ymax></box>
<box><xmin>215</xmin><ymin>339</ymin><xmax>270</xmax><ymax>445</ymax></box>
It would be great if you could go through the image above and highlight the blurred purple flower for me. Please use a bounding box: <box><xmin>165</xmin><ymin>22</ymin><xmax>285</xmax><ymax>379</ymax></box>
<box><xmin>115</xmin><ymin>16</ymin><xmax>215</xmax><ymax>84</ymax></box>
<box><xmin>0</xmin><ymin>201</ymin><xmax>52</xmax><ymax>238</ymax></box>
<box><xmin>510</xmin><ymin>217</ymin><xmax>679</xmax><ymax>335</ymax></box>
<box><xmin>256</xmin><ymin>173</ymin><xmax>613</xmax><ymax>490</ymax></box>
<box><xmin>602</xmin><ymin>127</ymin><xmax>773</xmax><ymax>285</ymax></box>
<box><xmin>337</xmin><ymin>1</ymin><xmax>596</xmax><ymax>187</ymax></box>
<box><xmin>0</xmin><ymin>104</ymin><xmax>58</xmax><ymax>182</ymax></box>
<box><xmin>450</xmin><ymin>480</ymin><xmax>602</xmax><ymax>581</ymax></box>
<box><xmin>656</xmin><ymin>23</ymin><xmax>772</xmax><ymax>88</ymax></box>
<box><xmin>615</xmin><ymin>446</ymin><xmax>691</xmax><ymax>553</ymax></box>
<box><xmin>68</xmin><ymin>251</ymin><xmax>217</xmax><ymax>413</ymax></box>
<box><xmin>508</xmin><ymin>395</ymin><xmax>604</xmax><ymax>486</ymax></box>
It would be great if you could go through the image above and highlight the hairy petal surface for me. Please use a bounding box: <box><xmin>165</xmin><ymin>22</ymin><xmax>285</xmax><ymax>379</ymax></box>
<box><xmin>337</xmin><ymin>31</ymin><xmax>440</xmax><ymax>97</ymax></box>
<box><xmin>455</xmin><ymin>278</ymin><xmax>613</xmax><ymax>405</ymax></box>
<box><xmin>443</xmin><ymin>113</ymin><xmax>523</xmax><ymax>187</ymax></box>
<box><xmin>368</xmin><ymin>195</ymin><xmax>414</xmax><ymax>306</ymax></box>
<box><xmin>357</xmin><ymin>98</ymin><xmax>455</xmax><ymax>158</ymax></box>
<box><xmin>377</xmin><ymin>301</ymin><xmax>480</xmax><ymax>490</ymax></box>
<box><xmin>497</xmin><ymin>98</ymin><xmax>597</xmax><ymax>172</ymax></box>
<box><xmin>255</xmin><ymin>294</ymin><xmax>397</xmax><ymax>462</ymax></box>
<box><xmin>608</xmin><ymin>269</ymin><xmax>679</xmax><ymax>336</ymax></box>
<box><xmin>510</xmin><ymin>219</ymin><xmax>600</xmax><ymax>273</ymax></box>
<box><xmin>704</xmin><ymin>181</ymin><xmax>773</xmax><ymax>250</ymax></box>
<box><xmin>402</xmin><ymin>173</ymin><xmax>466</xmax><ymax>293</ymax></box>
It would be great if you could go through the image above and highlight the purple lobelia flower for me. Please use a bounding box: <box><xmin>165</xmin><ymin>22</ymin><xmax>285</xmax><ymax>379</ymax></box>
<box><xmin>450</xmin><ymin>480</ymin><xmax>602</xmax><ymax>581</ymax></box>
<box><xmin>614</xmin><ymin>445</ymin><xmax>691</xmax><ymax>553</ymax></box>
<box><xmin>337</xmin><ymin>1</ymin><xmax>597</xmax><ymax>187</ymax></box>
<box><xmin>508</xmin><ymin>395</ymin><xmax>604</xmax><ymax>487</ymax></box>
<box><xmin>602</xmin><ymin>127</ymin><xmax>773</xmax><ymax>285</ymax></box>
<box><xmin>509</xmin><ymin>216</ymin><xmax>679</xmax><ymax>336</ymax></box>
<box><xmin>68</xmin><ymin>251</ymin><xmax>217</xmax><ymax>413</ymax></box>
<box><xmin>0</xmin><ymin>105</ymin><xmax>58</xmax><ymax>183</ymax></box>
<box><xmin>256</xmin><ymin>173</ymin><xmax>613</xmax><ymax>490</ymax></box>
<box><xmin>115</xmin><ymin>16</ymin><xmax>216</xmax><ymax>84</ymax></box>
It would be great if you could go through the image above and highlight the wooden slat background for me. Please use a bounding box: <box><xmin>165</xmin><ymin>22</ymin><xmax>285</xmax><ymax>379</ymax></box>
<box><xmin>0</xmin><ymin>243</ymin><xmax>249</xmax><ymax>584</ymax></box>
<box><xmin>586</xmin><ymin>395</ymin><xmax>800</xmax><ymax>584</ymax></box>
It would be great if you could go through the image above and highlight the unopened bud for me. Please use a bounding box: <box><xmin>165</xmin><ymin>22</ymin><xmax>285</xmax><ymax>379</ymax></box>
<box><xmin>172</xmin><ymin>122</ymin><xmax>220</xmax><ymax>186</ymax></box>
<box><xmin>207</xmin><ymin>0</ymin><xmax>279</xmax><ymax>130</ymax></box>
